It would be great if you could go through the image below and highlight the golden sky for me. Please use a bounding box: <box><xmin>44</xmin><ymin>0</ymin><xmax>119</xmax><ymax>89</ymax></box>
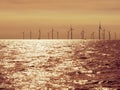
<box><xmin>0</xmin><ymin>0</ymin><xmax>120</xmax><ymax>39</ymax></box>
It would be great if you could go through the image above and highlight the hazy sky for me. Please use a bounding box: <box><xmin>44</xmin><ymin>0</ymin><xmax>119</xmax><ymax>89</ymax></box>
<box><xmin>0</xmin><ymin>0</ymin><xmax>120</xmax><ymax>39</ymax></box>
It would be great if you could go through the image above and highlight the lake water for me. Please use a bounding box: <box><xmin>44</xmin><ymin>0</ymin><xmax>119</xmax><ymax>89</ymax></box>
<box><xmin>0</xmin><ymin>40</ymin><xmax>120</xmax><ymax>90</ymax></box>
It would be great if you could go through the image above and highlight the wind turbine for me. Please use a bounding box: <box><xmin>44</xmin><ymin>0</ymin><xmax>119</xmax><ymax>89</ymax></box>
<box><xmin>22</xmin><ymin>32</ymin><xmax>25</xmax><ymax>39</ymax></box>
<box><xmin>98</xmin><ymin>22</ymin><xmax>102</xmax><ymax>40</ymax></box>
<box><xmin>70</xmin><ymin>25</ymin><xmax>73</xmax><ymax>39</ymax></box>
<box><xmin>108</xmin><ymin>31</ymin><xmax>111</xmax><ymax>40</ymax></box>
<box><xmin>30</xmin><ymin>31</ymin><xmax>32</xmax><ymax>39</ymax></box>
<box><xmin>52</xmin><ymin>28</ymin><xmax>54</xmax><ymax>39</ymax></box>
<box><xmin>38</xmin><ymin>29</ymin><xmax>41</xmax><ymax>39</ymax></box>
<box><xmin>57</xmin><ymin>31</ymin><xmax>59</xmax><ymax>39</ymax></box>
<box><xmin>81</xmin><ymin>28</ymin><xmax>85</xmax><ymax>39</ymax></box>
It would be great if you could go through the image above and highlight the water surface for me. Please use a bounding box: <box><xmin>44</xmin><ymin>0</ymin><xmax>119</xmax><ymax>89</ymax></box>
<box><xmin>0</xmin><ymin>40</ymin><xmax>120</xmax><ymax>90</ymax></box>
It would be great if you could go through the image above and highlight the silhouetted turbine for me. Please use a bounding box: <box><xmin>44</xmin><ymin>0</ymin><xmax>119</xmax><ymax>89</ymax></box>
<box><xmin>38</xmin><ymin>29</ymin><xmax>41</xmax><ymax>39</ymax></box>
<box><xmin>52</xmin><ymin>28</ymin><xmax>54</xmax><ymax>39</ymax></box>
<box><xmin>23</xmin><ymin>32</ymin><xmax>25</xmax><ymax>39</ymax></box>
<box><xmin>30</xmin><ymin>31</ymin><xmax>32</xmax><ymax>39</ymax></box>
<box><xmin>70</xmin><ymin>26</ymin><xmax>73</xmax><ymax>39</ymax></box>
<box><xmin>81</xmin><ymin>28</ymin><xmax>85</xmax><ymax>39</ymax></box>
<box><xmin>98</xmin><ymin>22</ymin><xmax>102</xmax><ymax>40</ymax></box>
<box><xmin>57</xmin><ymin>31</ymin><xmax>59</xmax><ymax>39</ymax></box>
<box><xmin>108</xmin><ymin>31</ymin><xmax>111</xmax><ymax>40</ymax></box>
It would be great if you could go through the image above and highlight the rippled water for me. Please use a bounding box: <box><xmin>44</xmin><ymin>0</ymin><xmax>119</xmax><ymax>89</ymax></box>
<box><xmin>0</xmin><ymin>40</ymin><xmax>120</xmax><ymax>90</ymax></box>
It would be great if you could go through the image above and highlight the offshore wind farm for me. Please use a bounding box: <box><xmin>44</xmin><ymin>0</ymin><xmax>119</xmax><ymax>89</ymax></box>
<box><xmin>0</xmin><ymin>0</ymin><xmax>120</xmax><ymax>90</ymax></box>
<box><xmin>22</xmin><ymin>23</ymin><xmax>119</xmax><ymax>40</ymax></box>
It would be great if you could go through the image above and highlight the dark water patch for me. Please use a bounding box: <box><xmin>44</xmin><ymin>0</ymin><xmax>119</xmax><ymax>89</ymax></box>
<box><xmin>0</xmin><ymin>66</ymin><xmax>15</xmax><ymax>90</ymax></box>
<box><xmin>0</xmin><ymin>44</ymin><xmax>7</xmax><ymax>50</ymax></box>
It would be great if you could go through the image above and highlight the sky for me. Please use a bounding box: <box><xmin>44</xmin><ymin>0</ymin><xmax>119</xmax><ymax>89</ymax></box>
<box><xmin>0</xmin><ymin>0</ymin><xmax>120</xmax><ymax>39</ymax></box>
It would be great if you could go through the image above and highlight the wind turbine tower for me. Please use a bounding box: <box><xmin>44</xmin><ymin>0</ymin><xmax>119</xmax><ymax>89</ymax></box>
<box><xmin>108</xmin><ymin>31</ymin><xmax>111</xmax><ymax>40</ymax></box>
<box><xmin>57</xmin><ymin>31</ymin><xmax>59</xmax><ymax>39</ymax></box>
<box><xmin>23</xmin><ymin>32</ymin><xmax>25</xmax><ymax>39</ymax></box>
<box><xmin>67</xmin><ymin>31</ymin><xmax>69</xmax><ymax>39</ymax></box>
<box><xmin>30</xmin><ymin>31</ymin><xmax>32</xmax><ymax>39</ymax></box>
<box><xmin>70</xmin><ymin>26</ymin><xmax>73</xmax><ymax>39</ymax></box>
<box><xmin>81</xmin><ymin>28</ymin><xmax>85</xmax><ymax>39</ymax></box>
<box><xmin>98</xmin><ymin>22</ymin><xmax>102</xmax><ymax>40</ymax></box>
<box><xmin>38</xmin><ymin>29</ymin><xmax>41</xmax><ymax>39</ymax></box>
<box><xmin>52</xmin><ymin>28</ymin><xmax>54</xmax><ymax>39</ymax></box>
